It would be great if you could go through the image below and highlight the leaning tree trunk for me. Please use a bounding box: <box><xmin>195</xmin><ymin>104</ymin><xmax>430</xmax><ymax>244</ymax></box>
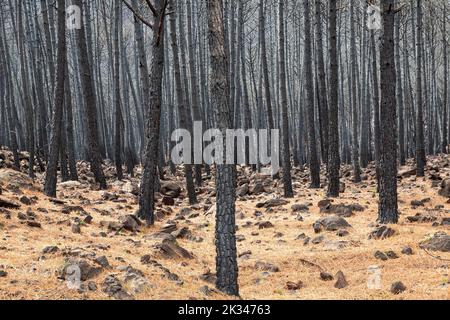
<box><xmin>207</xmin><ymin>0</ymin><xmax>239</xmax><ymax>297</ymax></box>
<box><xmin>327</xmin><ymin>0</ymin><xmax>341</xmax><ymax>197</ymax></box>
<box><xmin>73</xmin><ymin>0</ymin><xmax>107</xmax><ymax>189</ymax></box>
<box><xmin>378</xmin><ymin>0</ymin><xmax>398</xmax><ymax>224</ymax></box>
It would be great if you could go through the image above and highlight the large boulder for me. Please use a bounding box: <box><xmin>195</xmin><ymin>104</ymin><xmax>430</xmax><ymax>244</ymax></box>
<box><xmin>59</xmin><ymin>258</ymin><xmax>102</xmax><ymax>282</ymax></box>
<box><xmin>0</xmin><ymin>169</ymin><xmax>34</xmax><ymax>189</ymax></box>
<box><xmin>160</xmin><ymin>181</ymin><xmax>182</xmax><ymax>198</ymax></box>
<box><xmin>314</xmin><ymin>216</ymin><xmax>351</xmax><ymax>232</ymax></box>
<box><xmin>419</xmin><ymin>232</ymin><xmax>450</xmax><ymax>252</ymax></box>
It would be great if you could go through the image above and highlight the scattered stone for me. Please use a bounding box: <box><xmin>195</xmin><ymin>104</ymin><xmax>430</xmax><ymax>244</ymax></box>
<box><xmin>71</xmin><ymin>223</ymin><xmax>81</xmax><ymax>234</ymax></box>
<box><xmin>94</xmin><ymin>256</ymin><xmax>110</xmax><ymax>268</ymax></box>
<box><xmin>419</xmin><ymin>232</ymin><xmax>450</xmax><ymax>252</ymax></box>
<box><xmin>160</xmin><ymin>181</ymin><xmax>182</xmax><ymax>198</ymax></box>
<box><xmin>334</xmin><ymin>271</ymin><xmax>348</xmax><ymax>289</ymax></box>
<box><xmin>390</xmin><ymin>281</ymin><xmax>406</xmax><ymax>295</ymax></box>
<box><xmin>153</xmin><ymin>237</ymin><xmax>193</xmax><ymax>259</ymax></box>
<box><xmin>374</xmin><ymin>251</ymin><xmax>388</xmax><ymax>261</ymax></box>
<box><xmin>26</xmin><ymin>221</ymin><xmax>41</xmax><ymax>228</ymax></box>
<box><xmin>285</xmin><ymin>281</ymin><xmax>303</xmax><ymax>291</ymax></box>
<box><xmin>312</xmin><ymin>236</ymin><xmax>325</xmax><ymax>244</ymax></box>
<box><xmin>401</xmin><ymin>246</ymin><xmax>413</xmax><ymax>255</ymax></box>
<box><xmin>337</xmin><ymin>229</ymin><xmax>349</xmax><ymax>237</ymax></box>
<box><xmin>398</xmin><ymin>167</ymin><xmax>416</xmax><ymax>179</ymax></box>
<box><xmin>258</xmin><ymin>221</ymin><xmax>274</xmax><ymax>229</ymax></box>
<box><xmin>320</xmin><ymin>204</ymin><xmax>358</xmax><ymax>217</ymax></box>
<box><xmin>62</xmin><ymin>205</ymin><xmax>87</xmax><ymax>215</ymax></box>
<box><xmin>160</xmin><ymin>223</ymin><xmax>178</xmax><ymax>234</ymax></box>
<box><xmin>100</xmin><ymin>221</ymin><xmax>123</xmax><ymax>231</ymax></box>
<box><xmin>291</xmin><ymin>204</ymin><xmax>309</xmax><ymax>213</ymax></box>
<box><xmin>0</xmin><ymin>169</ymin><xmax>34</xmax><ymax>189</ymax></box>
<box><xmin>438</xmin><ymin>179</ymin><xmax>450</xmax><ymax>198</ymax></box>
<box><xmin>236</xmin><ymin>184</ymin><xmax>249</xmax><ymax>197</ymax></box>
<box><xmin>320</xmin><ymin>272</ymin><xmax>334</xmax><ymax>281</ymax></box>
<box><xmin>317</xmin><ymin>199</ymin><xmax>332</xmax><ymax>208</ymax></box>
<box><xmin>17</xmin><ymin>212</ymin><xmax>27</xmax><ymax>220</ymax></box>
<box><xmin>255</xmin><ymin>261</ymin><xmax>280</xmax><ymax>272</ymax></box>
<box><xmin>42</xmin><ymin>246</ymin><xmax>59</xmax><ymax>254</ymax></box>
<box><xmin>120</xmin><ymin>215</ymin><xmax>141</xmax><ymax>232</ymax></box>
<box><xmin>410</xmin><ymin>200</ymin><xmax>425</xmax><ymax>207</ymax></box>
<box><xmin>60</xmin><ymin>259</ymin><xmax>102</xmax><ymax>281</ymax></box>
<box><xmin>19</xmin><ymin>196</ymin><xmax>31</xmax><ymax>205</ymax></box>
<box><xmin>162</xmin><ymin>196</ymin><xmax>175</xmax><ymax>206</ymax></box>
<box><xmin>386</xmin><ymin>251</ymin><xmax>399</xmax><ymax>259</ymax></box>
<box><xmin>257</xmin><ymin>198</ymin><xmax>289</xmax><ymax>209</ymax></box>
<box><xmin>199</xmin><ymin>285</ymin><xmax>216</xmax><ymax>296</ymax></box>
<box><xmin>315</xmin><ymin>216</ymin><xmax>351</xmax><ymax>232</ymax></box>
<box><xmin>407</xmin><ymin>213</ymin><xmax>437</xmax><ymax>224</ymax></box>
<box><xmin>83</xmin><ymin>215</ymin><xmax>93</xmax><ymax>224</ymax></box>
<box><xmin>0</xmin><ymin>270</ymin><xmax>7</xmax><ymax>277</ymax></box>
<box><xmin>313</xmin><ymin>222</ymin><xmax>323</xmax><ymax>234</ymax></box>
<box><xmin>200</xmin><ymin>270</ymin><xmax>217</xmax><ymax>284</ymax></box>
<box><xmin>369</xmin><ymin>225</ymin><xmax>396</xmax><ymax>240</ymax></box>
<box><xmin>249</xmin><ymin>182</ymin><xmax>264</xmax><ymax>195</ymax></box>
<box><xmin>102</xmin><ymin>275</ymin><xmax>134</xmax><ymax>300</ymax></box>
<box><xmin>0</xmin><ymin>197</ymin><xmax>21</xmax><ymax>209</ymax></box>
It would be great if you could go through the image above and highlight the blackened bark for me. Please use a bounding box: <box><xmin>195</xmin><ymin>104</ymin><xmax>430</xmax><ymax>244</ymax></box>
<box><xmin>44</xmin><ymin>0</ymin><xmax>66</xmax><ymax>197</ymax></box>
<box><xmin>17</xmin><ymin>0</ymin><xmax>35</xmax><ymax>178</ymax></box>
<box><xmin>74</xmin><ymin>0</ymin><xmax>107</xmax><ymax>189</ymax></box>
<box><xmin>315</xmin><ymin>0</ymin><xmax>329</xmax><ymax>165</ymax></box>
<box><xmin>378</xmin><ymin>0</ymin><xmax>398</xmax><ymax>224</ymax></box>
<box><xmin>208</xmin><ymin>0</ymin><xmax>239</xmax><ymax>297</ymax></box>
<box><xmin>415</xmin><ymin>0</ymin><xmax>426</xmax><ymax>176</ymax></box>
<box><xmin>327</xmin><ymin>0</ymin><xmax>340</xmax><ymax>197</ymax></box>
<box><xmin>304</xmin><ymin>0</ymin><xmax>320</xmax><ymax>188</ymax></box>
<box><xmin>64</xmin><ymin>63</ymin><xmax>78</xmax><ymax>181</ymax></box>
<box><xmin>169</xmin><ymin>1</ymin><xmax>197</xmax><ymax>205</ymax></box>
<box><xmin>137</xmin><ymin>0</ymin><xmax>167</xmax><ymax>224</ymax></box>
<box><xmin>114</xmin><ymin>0</ymin><xmax>124</xmax><ymax>180</ymax></box>
<box><xmin>279</xmin><ymin>0</ymin><xmax>294</xmax><ymax>198</ymax></box>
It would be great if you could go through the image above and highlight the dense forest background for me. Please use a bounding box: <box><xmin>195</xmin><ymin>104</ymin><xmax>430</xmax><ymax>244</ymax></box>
<box><xmin>0</xmin><ymin>0</ymin><xmax>449</xmax><ymax>298</ymax></box>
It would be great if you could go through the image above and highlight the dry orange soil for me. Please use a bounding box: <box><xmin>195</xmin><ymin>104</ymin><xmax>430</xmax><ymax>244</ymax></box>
<box><xmin>0</xmin><ymin>158</ymin><xmax>449</xmax><ymax>300</ymax></box>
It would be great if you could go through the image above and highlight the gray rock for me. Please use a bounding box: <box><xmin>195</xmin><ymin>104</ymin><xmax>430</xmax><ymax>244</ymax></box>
<box><xmin>419</xmin><ymin>232</ymin><xmax>450</xmax><ymax>252</ymax></box>
<box><xmin>334</xmin><ymin>271</ymin><xmax>348</xmax><ymax>289</ymax></box>
<box><xmin>390</xmin><ymin>281</ymin><xmax>406</xmax><ymax>294</ymax></box>
<box><xmin>102</xmin><ymin>275</ymin><xmax>134</xmax><ymax>300</ymax></box>
<box><xmin>255</xmin><ymin>261</ymin><xmax>280</xmax><ymax>272</ymax></box>
<box><xmin>315</xmin><ymin>216</ymin><xmax>351</xmax><ymax>231</ymax></box>
<box><xmin>369</xmin><ymin>225</ymin><xmax>396</xmax><ymax>240</ymax></box>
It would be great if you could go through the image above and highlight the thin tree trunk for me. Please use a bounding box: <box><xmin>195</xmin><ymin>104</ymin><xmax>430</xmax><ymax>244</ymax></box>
<box><xmin>44</xmin><ymin>0</ymin><xmax>66</xmax><ymax>197</ymax></box>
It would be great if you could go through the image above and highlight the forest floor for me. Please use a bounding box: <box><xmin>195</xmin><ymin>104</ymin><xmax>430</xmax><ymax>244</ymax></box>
<box><xmin>0</xmin><ymin>148</ymin><xmax>449</xmax><ymax>300</ymax></box>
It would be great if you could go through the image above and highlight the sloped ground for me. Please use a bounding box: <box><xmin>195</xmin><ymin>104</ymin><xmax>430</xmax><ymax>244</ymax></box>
<box><xmin>0</xmin><ymin>149</ymin><xmax>449</xmax><ymax>300</ymax></box>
